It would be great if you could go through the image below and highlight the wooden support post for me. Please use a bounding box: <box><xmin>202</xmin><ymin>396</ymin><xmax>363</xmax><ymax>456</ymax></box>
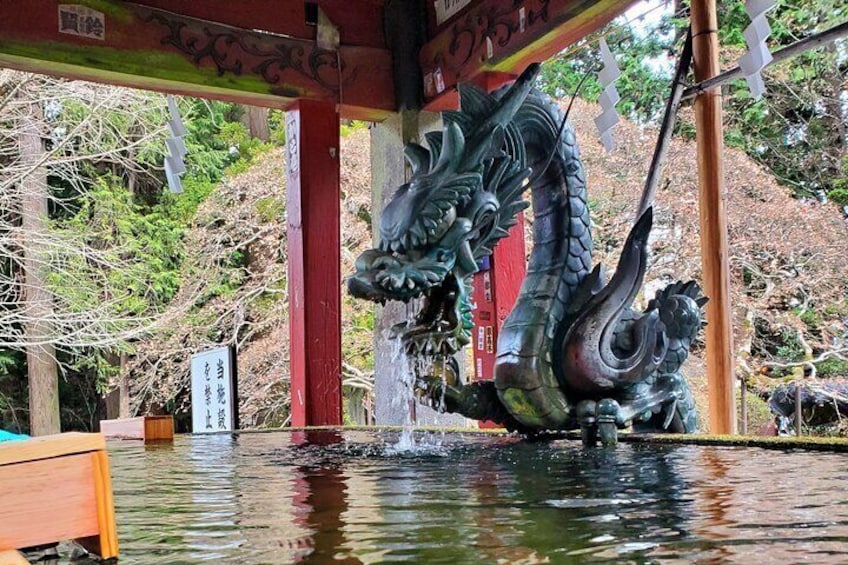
<box><xmin>691</xmin><ymin>0</ymin><xmax>736</xmax><ymax>434</ymax></box>
<box><xmin>285</xmin><ymin>100</ymin><xmax>342</xmax><ymax>427</ymax></box>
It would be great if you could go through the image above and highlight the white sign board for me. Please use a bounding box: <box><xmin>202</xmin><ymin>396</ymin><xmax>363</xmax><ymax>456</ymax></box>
<box><xmin>58</xmin><ymin>5</ymin><xmax>106</xmax><ymax>40</ymax></box>
<box><xmin>191</xmin><ymin>346</ymin><xmax>237</xmax><ymax>433</ymax></box>
<box><xmin>434</xmin><ymin>0</ymin><xmax>472</xmax><ymax>25</ymax></box>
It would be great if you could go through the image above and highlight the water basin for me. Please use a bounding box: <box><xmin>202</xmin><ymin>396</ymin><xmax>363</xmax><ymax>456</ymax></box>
<box><xmin>106</xmin><ymin>430</ymin><xmax>848</xmax><ymax>563</ymax></box>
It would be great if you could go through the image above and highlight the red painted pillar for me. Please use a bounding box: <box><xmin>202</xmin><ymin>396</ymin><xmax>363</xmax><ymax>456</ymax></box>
<box><xmin>285</xmin><ymin>100</ymin><xmax>342</xmax><ymax>427</ymax></box>
<box><xmin>472</xmin><ymin>221</ymin><xmax>526</xmax><ymax>383</ymax></box>
<box><xmin>471</xmin><ymin>73</ymin><xmax>527</xmax><ymax>419</ymax></box>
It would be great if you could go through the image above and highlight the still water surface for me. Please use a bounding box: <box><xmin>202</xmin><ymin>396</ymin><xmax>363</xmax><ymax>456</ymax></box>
<box><xmin>108</xmin><ymin>430</ymin><xmax>848</xmax><ymax>564</ymax></box>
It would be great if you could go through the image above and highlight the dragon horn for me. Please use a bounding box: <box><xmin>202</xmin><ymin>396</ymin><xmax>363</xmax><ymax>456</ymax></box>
<box><xmin>474</xmin><ymin>63</ymin><xmax>541</xmax><ymax>136</ymax></box>
<box><xmin>464</xmin><ymin>63</ymin><xmax>541</xmax><ymax>167</ymax></box>
<box><xmin>404</xmin><ymin>143</ymin><xmax>430</xmax><ymax>175</ymax></box>
<box><xmin>433</xmin><ymin>121</ymin><xmax>466</xmax><ymax>174</ymax></box>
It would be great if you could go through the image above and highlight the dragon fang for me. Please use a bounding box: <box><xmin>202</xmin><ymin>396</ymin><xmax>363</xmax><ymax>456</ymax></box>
<box><xmin>348</xmin><ymin>64</ymin><xmax>706</xmax><ymax>446</ymax></box>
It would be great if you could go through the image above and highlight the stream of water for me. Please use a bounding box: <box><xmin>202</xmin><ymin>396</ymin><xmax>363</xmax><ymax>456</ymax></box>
<box><xmin>102</xmin><ymin>430</ymin><xmax>848</xmax><ymax>564</ymax></box>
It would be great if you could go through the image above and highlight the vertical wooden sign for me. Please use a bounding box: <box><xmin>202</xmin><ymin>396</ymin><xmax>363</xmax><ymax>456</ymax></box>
<box><xmin>191</xmin><ymin>346</ymin><xmax>238</xmax><ymax>433</ymax></box>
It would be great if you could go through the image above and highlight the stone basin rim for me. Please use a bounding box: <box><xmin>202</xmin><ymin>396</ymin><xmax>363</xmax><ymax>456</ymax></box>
<box><xmin>136</xmin><ymin>426</ymin><xmax>848</xmax><ymax>453</ymax></box>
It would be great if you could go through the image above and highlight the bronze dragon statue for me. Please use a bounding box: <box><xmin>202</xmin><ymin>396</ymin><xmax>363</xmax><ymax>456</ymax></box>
<box><xmin>348</xmin><ymin>64</ymin><xmax>706</xmax><ymax>445</ymax></box>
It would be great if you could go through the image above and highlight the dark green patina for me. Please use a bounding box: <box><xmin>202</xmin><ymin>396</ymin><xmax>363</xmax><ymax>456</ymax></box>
<box><xmin>348</xmin><ymin>65</ymin><xmax>706</xmax><ymax>445</ymax></box>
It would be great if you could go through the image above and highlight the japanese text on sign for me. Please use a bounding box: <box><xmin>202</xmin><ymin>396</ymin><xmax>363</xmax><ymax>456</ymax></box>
<box><xmin>58</xmin><ymin>5</ymin><xmax>105</xmax><ymax>40</ymax></box>
<box><xmin>191</xmin><ymin>346</ymin><xmax>237</xmax><ymax>433</ymax></box>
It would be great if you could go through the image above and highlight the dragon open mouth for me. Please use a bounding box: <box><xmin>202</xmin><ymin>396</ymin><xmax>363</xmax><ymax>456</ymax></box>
<box><xmin>347</xmin><ymin>247</ymin><xmax>470</xmax><ymax>357</ymax></box>
<box><xmin>347</xmin><ymin>247</ymin><xmax>454</xmax><ymax>304</ymax></box>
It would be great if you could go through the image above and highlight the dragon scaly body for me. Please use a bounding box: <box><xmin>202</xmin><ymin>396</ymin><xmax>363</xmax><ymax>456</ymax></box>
<box><xmin>348</xmin><ymin>65</ymin><xmax>706</xmax><ymax>444</ymax></box>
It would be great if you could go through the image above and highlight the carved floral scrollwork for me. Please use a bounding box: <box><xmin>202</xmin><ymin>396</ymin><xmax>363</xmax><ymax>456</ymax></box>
<box><xmin>448</xmin><ymin>0</ymin><xmax>550</xmax><ymax>65</ymax></box>
<box><xmin>144</xmin><ymin>10</ymin><xmax>347</xmax><ymax>93</ymax></box>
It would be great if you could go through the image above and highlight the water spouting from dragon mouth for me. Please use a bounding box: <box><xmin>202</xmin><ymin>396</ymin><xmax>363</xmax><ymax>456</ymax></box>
<box><xmin>383</xmin><ymin>334</ymin><xmax>447</xmax><ymax>456</ymax></box>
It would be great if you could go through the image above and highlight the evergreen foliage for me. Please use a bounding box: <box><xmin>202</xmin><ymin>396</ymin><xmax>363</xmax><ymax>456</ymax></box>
<box><xmin>538</xmin><ymin>0</ymin><xmax>847</xmax><ymax>198</ymax></box>
<box><xmin>0</xmin><ymin>73</ymin><xmax>277</xmax><ymax>432</ymax></box>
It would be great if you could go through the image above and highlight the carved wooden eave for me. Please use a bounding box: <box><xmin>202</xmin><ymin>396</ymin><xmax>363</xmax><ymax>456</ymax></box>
<box><xmin>0</xmin><ymin>0</ymin><xmax>639</xmax><ymax>120</ymax></box>
<box><xmin>420</xmin><ymin>0</ymin><xmax>637</xmax><ymax>110</ymax></box>
<box><xmin>0</xmin><ymin>1</ymin><xmax>395</xmax><ymax>120</ymax></box>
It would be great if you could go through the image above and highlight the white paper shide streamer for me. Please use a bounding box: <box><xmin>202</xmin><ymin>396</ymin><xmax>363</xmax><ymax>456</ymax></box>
<box><xmin>165</xmin><ymin>95</ymin><xmax>188</xmax><ymax>194</ymax></box>
<box><xmin>594</xmin><ymin>38</ymin><xmax>621</xmax><ymax>153</ymax></box>
<box><xmin>737</xmin><ymin>0</ymin><xmax>775</xmax><ymax>99</ymax></box>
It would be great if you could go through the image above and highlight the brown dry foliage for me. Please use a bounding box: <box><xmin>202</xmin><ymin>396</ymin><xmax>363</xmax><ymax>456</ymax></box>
<box><xmin>562</xmin><ymin>100</ymin><xmax>848</xmax><ymax>419</ymax></box>
<box><xmin>129</xmin><ymin>130</ymin><xmax>377</xmax><ymax>428</ymax></box>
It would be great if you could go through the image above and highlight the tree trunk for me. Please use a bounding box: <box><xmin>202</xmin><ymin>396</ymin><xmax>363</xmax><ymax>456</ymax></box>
<box><xmin>103</xmin><ymin>352</ymin><xmax>130</xmax><ymax>420</ymax></box>
<box><xmin>240</xmin><ymin>105</ymin><xmax>270</xmax><ymax>141</ymax></box>
<box><xmin>19</xmin><ymin>90</ymin><xmax>60</xmax><ymax>436</ymax></box>
<box><xmin>119</xmin><ymin>352</ymin><xmax>130</xmax><ymax>418</ymax></box>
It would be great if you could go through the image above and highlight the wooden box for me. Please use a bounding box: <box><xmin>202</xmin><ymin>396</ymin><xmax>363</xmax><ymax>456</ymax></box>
<box><xmin>0</xmin><ymin>433</ymin><xmax>118</xmax><ymax>560</ymax></box>
<box><xmin>99</xmin><ymin>415</ymin><xmax>174</xmax><ymax>442</ymax></box>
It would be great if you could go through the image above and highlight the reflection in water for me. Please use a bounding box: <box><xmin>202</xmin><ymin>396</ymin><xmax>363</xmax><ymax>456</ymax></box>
<box><xmin>104</xmin><ymin>431</ymin><xmax>848</xmax><ymax>564</ymax></box>
<box><xmin>688</xmin><ymin>448</ymin><xmax>736</xmax><ymax>564</ymax></box>
<box><xmin>471</xmin><ymin>461</ymin><xmax>546</xmax><ymax>564</ymax></box>
<box><xmin>289</xmin><ymin>430</ymin><xmax>362</xmax><ymax>564</ymax></box>
<box><xmin>186</xmin><ymin>435</ymin><xmax>239</xmax><ymax>561</ymax></box>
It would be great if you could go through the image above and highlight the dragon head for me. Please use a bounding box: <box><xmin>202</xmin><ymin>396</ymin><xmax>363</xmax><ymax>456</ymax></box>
<box><xmin>347</xmin><ymin>65</ymin><xmax>542</xmax><ymax>356</ymax></box>
<box><xmin>347</xmin><ymin>122</ymin><xmax>484</xmax><ymax>306</ymax></box>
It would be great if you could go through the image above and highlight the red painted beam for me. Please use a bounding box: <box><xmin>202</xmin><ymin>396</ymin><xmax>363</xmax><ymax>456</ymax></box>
<box><xmin>423</xmin><ymin>70</ymin><xmax>517</xmax><ymax>112</ymax></box>
<box><xmin>132</xmin><ymin>0</ymin><xmax>387</xmax><ymax>48</ymax></box>
<box><xmin>421</xmin><ymin>0</ymin><xmax>636</xmax><ymax>104</ymax></box>
<box><xmin>0</xmin><ymin>2</ymin><xmax>394</xmax><ymax>120</ymax></box>
<box><xmin>286</xmin><ymin>100</ymin><xmax>342</xmax><ymax>427</ymax></box>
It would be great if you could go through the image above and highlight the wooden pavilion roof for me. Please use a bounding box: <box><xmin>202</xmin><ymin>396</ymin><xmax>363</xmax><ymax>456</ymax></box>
<box><xmin>0</xmin><ymin>0</ymin><xmax>637</xmax><ymax>119</ymax></box>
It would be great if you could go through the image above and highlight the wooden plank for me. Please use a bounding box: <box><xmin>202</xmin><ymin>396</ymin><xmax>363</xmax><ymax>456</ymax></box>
<box><xmin>92</xmin><ymin>450</ymin><xmax>119</xmax><ymax>559</ymax></box>
<box><xmin>285</xmin><ymin>100</ymin><xmax>342</xmax><ymax>427</ymax></box>
<box><xmin>0</xmin><ymin>432</ymin><xmax>104</xmax><ymax>466</ymax></box>
<box><xmin>420</xmin><ymin>0</ymin><xmax>636</xmax><ymax>104</ymax></box>
<box><xmin>691</xmin><ymin>0</ymin><xmax>736</xmax><ymax>434</ymax></box>
<box><xmin>99</xmin><ymin>416</ymin><xmax>174</xmax><ymax>441</ymax></box>
<box><xmin>0</xmin><ymin>550</ymin><xmax>29</xmax><ymax>565</ymax></box>
<box><xmin>0</xmin><ymin>453</ymin><xmax>99</xmax><ymax>550</ymax></box>
<box><xmin>132</xmin><ymin>0</ymin><xmax>387</xmax><ymax>48</ymax></box>
<box><xmin>0</xmin><ymin>1</ymin><xmax>394</xmax><ymax>121</ymax></box>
